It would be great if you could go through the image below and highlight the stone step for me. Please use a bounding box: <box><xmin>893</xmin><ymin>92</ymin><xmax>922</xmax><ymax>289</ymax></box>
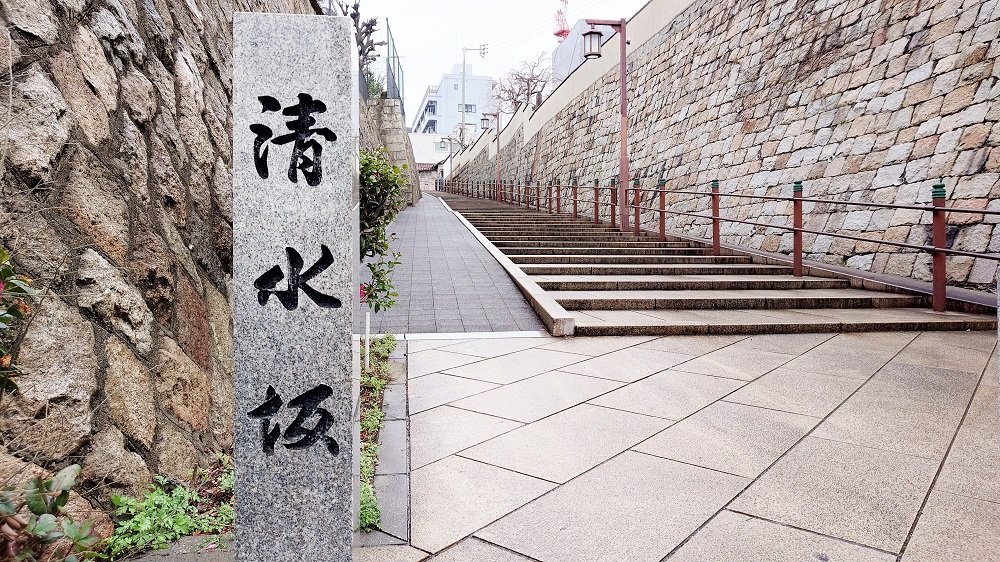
<box><xmin>520</xmin><ymin>263</ymin><xmax>795</xmax><ymax>275</ymax></box>
<box><xmin>550</xmin><ymin>288</ymin><xmax>923</xmax><ymax>311</ymax></box>
<box><xmin>509</xmin><ymin>254</ymin><xmax>751</xmax><ymax>265</ymax></box>
<box><xmin>492</xmin><ymin>240</ymin><xmax>689</xmax><ymax>249</ymax></box>
<box><xmin>473</xmin><ymin>227</ymin><xmax>625</xmax><ymax>235</ymax></box>
<box><xmin>503</xmin><ymin>246</ymin><xmax>706</xmax><ymax>255</ymax></box>
<box><xmin>570</xmin><ymin>308</ymin><xmax>997</xmax><ymax>336</ymax></box>
<box><xmin>531</xmin><ymin>274</ymin><xmax>850</xmax><ymax>291</ymax></box>
<box><xmin>487</xmin><ymin>235</ymin><xmax>661</xmax><ymax>243</ymax></box>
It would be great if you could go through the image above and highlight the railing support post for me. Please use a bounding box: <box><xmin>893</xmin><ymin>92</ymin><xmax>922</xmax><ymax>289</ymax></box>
<box><xmin>572</xmin><ymin>178</ymin><xmax>578</xmax><ymax>219</ymax></box>
<box><xmin>593</xmin><ymin>179</ymin><xmax>600</xmax><ymax>224</ymax></box>
<box><xmin>547</xmin><ymin>181</ymin><xmax>553</xmax><ymax>214</ymax></box>
<box><xmin>555</xmin><ymin>178</ymin><xmax>561</xmax><ymax>215</ymax></box>
<box><xmin>711</xmin><ymin>179</ymin><xmax>721</xmax><ymax>256</ymax></box>
<box><xmin>535</xmin><ymin>183</ymin><xmax>540</xmax><ymax>212</ymax></box>
<box><xmin>658</xmin><ymin>178</ymin><xmax>666</xmax><ymax>241</ymax></box>
<box><xmin>932</xmin><ymin>182</ymin><xmax>948</xmax><ymax>312</ymax></box>
<box><xmin>611</xmin><ymin>178</ymin><xmax>617</xmax><ymax>229</ymax></box>
<box><xmin>793</xmin><ymin>181</ymin><xmax>803</xmax><ymax>277</ymax></box>
<box><xmin>633</xmin><ymin>178</ymin><xmax>641</xmax><ymax>236</ymax></box>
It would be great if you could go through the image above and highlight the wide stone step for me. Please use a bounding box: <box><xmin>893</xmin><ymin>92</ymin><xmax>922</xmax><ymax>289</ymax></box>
<box><xmin>492</xmin><ymin>240</ymin><xmax>689</xmax><ymax>249</ymax></box>
<box><xmin>520</xmin><ymin>263</ymin><xmax>795</xmax><ymax>275</ymax></box>
<box><xmin>531</xmin><ymin>274</ymin><xmax>850</xmax><ymax>291</ymax></box>
<box><xmin>503</xmin><ymin>246</ymin><xmax>705</xmax><ymax>255</ymax></box>
<box><xmin>509</xmin><ymin>254</ymin><xmax>751</xmax><ymax>265</ymax></box>
<box><xmin>571</xmin><ymin>308</ymin><xmax>996</xmax><ymax>336</ymax></box>
<box><xmin>473</xmin><ymin>227</ymin><xmax>624</xmax><ymax>235</ymax></box>
<box><xmin>488</xmin><ymin>236</ymin><xmax>661</xmax><ymax>243</ymax></box>
<box><xmin>551</xmin><ymin>288</ymin><xmax>923</xmax><ymax>310</ymax></box>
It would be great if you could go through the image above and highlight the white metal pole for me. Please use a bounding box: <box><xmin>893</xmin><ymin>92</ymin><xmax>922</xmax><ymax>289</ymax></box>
<box><xmin>364</xmin><ymin>310</ymin><xmax>371</xmax><ymax>372</ymax></box>
<box><xmin>461</xmin><ymin>49</ymin><xmax>467</xmax><ymax>146</ymax></box>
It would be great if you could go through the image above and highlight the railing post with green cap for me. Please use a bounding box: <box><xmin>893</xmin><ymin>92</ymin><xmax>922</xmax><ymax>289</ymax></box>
<box><xmin>572</xmin><ymin>177</ymin><xmax>578</xmax><ymax>219</ymax></box>
<box><xmin>610</xmin><ymin>178</ymin><xmax>618</xmax><ymax>229</ymax></box>
<box><xmin>555</xmin><ymin>178</ymin><xmax>561</xmax><ymax>215</ymax></box>
<box><xmin>593</xmin><ymin>179</ymin><xmax>600</xmax><ymax>224</ymax></box>
<box><xmin>793</xmin><ymin>181</ymin><xmax>803</xmax><ymax>277</ymax></box>
<box><xmin>932</xmin><ymin>182</ymin><xmax>947</xmax><ymax>312</ymax></box>
<box><xmin>633</xmin><ymin>178</ymin><xmax>641</xmax><ymax>236</ymax></box>
<box><xmin>711</xmin><ymin>179</ymin><xmax>721</xmax><ymax>256</ymax></box>
<box><xmin>658</xmin><ymin>178</ymin><xmax>666</xmax><ymax>241</ymax></box>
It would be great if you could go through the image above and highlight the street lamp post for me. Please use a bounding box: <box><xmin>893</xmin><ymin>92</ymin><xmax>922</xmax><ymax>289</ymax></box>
<box><xmin>460</xmin><ymin>44</ymin><xmax>488</xmax><ymax>146</ymax></box>
<box><xmin>481</xmin><ymin>112</ymin><xmax>501</xmax><ymax>202</ymax></box>
<box><xmin>583</xmin><ymin>18</ymin><xmax>630</xmax><ymax>232</ymax></box>
<box><xmin>439</xmin><ymin>136</ymin><xmax>458</xmax><ymax>180</ymax></box>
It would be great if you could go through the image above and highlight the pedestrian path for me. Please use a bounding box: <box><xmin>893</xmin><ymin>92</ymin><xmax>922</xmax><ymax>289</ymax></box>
<box><xmin>358</xmin><ymin>195</ymin><xmax>544</xmax><ymax>334</ymax></box>
<box><xmin>356</xmin><ymin>330</ymin><xmax>1000</xmax><ymax>562</ymax></box>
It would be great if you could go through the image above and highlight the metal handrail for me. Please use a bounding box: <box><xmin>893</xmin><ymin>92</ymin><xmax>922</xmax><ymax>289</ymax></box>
<box><xmin>439</xmin><ymin>177</ymin><xmax>997</xmax><ymax>312</ymax></box>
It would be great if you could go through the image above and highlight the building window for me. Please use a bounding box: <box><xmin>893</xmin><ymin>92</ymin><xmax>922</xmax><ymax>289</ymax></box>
<box><xmin>458</xmin><ymin>104</ymin><xmax>476</xmax><ymax>113</ymax></box>
<box><xmin>422</xmin><ymin>120</ymin><xmax>437</xmax><ymax>134</ymax></box>
<box><xmin>453</xmin><ymin>84</ymin><xmax>458</xmax><ymax>90</ymax></box>
<box><xmin>425</xmin><ymin>101</ymin><xmax>436</xmax><ymax>115</ymax></box>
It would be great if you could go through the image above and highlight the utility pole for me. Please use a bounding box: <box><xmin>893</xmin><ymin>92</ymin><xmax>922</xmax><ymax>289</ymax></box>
<box><xmin>460</xmin><ymin>44</ymin><xmax>487</xmax><ymax>146</ymax></box>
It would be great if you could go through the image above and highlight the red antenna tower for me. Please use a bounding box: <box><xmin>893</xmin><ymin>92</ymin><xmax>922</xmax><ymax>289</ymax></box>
<box><xmin>554</xmin><ymin>0</ymin><xmax>570</xmax><ymax>42</ymax></box>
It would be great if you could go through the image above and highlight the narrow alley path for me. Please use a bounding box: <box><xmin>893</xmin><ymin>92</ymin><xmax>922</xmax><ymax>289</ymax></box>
<box><xmin>357</xmin><ymin>194</ymin><xmax>544</xmax><ymax>335</ymax></box>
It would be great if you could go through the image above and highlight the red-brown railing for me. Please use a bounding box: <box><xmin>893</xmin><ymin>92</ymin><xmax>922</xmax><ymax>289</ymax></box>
<box><xmin>440</xmin><ymin>177</ymin><xmax>1000</xmax><ymax>313</ymax></box>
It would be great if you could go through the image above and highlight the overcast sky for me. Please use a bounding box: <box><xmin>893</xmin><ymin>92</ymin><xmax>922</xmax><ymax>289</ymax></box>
<box><xmin>358</xmin><ymin>0</ymin><xmax>650</xmax><ymax>119</ymax></box>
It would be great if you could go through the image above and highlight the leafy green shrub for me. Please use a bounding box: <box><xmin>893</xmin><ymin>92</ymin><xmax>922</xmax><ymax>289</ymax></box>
<box><xmin>359</xmin><ymin>148</ymin><xmax>408</xmax><ymax>313</ymax></box>
<box><xmin>369</xmin><ymin>334</ymin><xmax>397</xmax><ymax>363</ymax></box>
<box><xmin>1</xmin><ymin>247</ymin><xmax>37</xmax><ymax>393</ymax></box>
<box><xmin>0</xmin><ymin>464</ymin><xmax>104</xmax><ymax>561</ymax></box>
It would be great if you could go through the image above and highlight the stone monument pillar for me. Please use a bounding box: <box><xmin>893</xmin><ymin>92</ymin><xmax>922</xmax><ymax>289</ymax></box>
<box><xmin>232</xmin><ymin>13</ymin><xmax>358</xmax><ymax>562</ymax></box>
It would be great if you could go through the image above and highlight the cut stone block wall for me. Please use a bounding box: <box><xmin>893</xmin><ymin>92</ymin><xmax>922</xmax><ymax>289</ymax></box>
<box><xmin>0</xmin><ymin>0</ymin><xmax>316</xmax><ymax>526</ymax></box>
<box><xmin>451</xmin><ymin>0</ymin><xmax>1000</xmax><ymax>288</ymax></box>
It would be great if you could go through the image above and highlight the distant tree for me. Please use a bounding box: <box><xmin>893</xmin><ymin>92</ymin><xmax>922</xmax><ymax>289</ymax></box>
<box><xmin>493</xmin><ymin>53</ymin><xmax>552</xmax><ymax>113</ymax></box>
<box><xmin>333</xmin><ymin>1</ymin><xmax>387</xmax><ymax>68</ymax></box>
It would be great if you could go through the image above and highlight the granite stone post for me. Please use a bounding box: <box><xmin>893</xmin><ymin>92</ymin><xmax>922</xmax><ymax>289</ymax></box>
<box><xmin>232</xmin><ymin>13</ymin><xmax>358</xmax><ymax>562</ymax></box>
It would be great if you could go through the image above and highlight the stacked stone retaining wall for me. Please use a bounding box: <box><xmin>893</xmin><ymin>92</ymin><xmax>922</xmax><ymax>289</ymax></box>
<box><xmin>452</xmin><ymin>0</ymin><xmax>1000</xmax><ymax>288</ymax></box>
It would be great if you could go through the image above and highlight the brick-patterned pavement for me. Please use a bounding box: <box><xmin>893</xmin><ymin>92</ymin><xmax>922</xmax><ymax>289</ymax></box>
<box><xmin>356</xmin><ymin>194</ymin><xmax>544</xmax><ymax>335</ymax></box>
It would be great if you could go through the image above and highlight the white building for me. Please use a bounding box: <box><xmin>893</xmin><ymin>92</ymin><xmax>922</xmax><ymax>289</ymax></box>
<box><xmin>411</xmin><ymin>64</ymin><xmax>496</xmax><ymax>144</ymax></box>
<box><xmin>552</xmin><ymin>20</ymin><xmax>616</xmax><ymax>89</ymax></box>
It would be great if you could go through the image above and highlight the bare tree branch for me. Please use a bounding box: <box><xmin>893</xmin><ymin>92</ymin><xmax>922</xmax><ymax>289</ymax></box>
<box><xmin>492</xmin><ymin>52</ymin><xmax>552</xmax><ymax>114</ymax></box>
<box><xmin>334</xmin><ymin>1</ymin><xmax>387</xmax><ymax>68</ymax></box>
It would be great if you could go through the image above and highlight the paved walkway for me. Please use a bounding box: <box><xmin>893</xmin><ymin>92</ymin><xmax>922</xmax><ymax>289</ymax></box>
<box><xmin>356</xmin><ymin>330</ymin><xmax>999</xmax><ymax>561</ymax></box>
<box><xmin>357</xmin><ymin>194</ymin><xmax>544</xmax><ymax>334</ymax></box>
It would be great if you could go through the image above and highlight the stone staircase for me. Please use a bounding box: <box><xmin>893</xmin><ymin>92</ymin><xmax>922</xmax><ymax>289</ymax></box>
<box><xmin>438</xmin><ymin>193</ymin><xmax>997</xmax><ymax>336</ymax></box>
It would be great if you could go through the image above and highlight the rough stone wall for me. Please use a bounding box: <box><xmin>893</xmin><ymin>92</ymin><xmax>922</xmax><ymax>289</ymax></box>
<box><xmin>373</xmin><ymin>97</ymin><xmax>420</xmax><ymax>204</ymax></box>
<box><xmin>453</xmin><ymin>0</ymin><xmax>1000</xmax><ymax>287</ymax></box>
<box><xmin>0</xmin><ymin>0</ymin><xmax>315</xmax><ymax>522</ymax></box>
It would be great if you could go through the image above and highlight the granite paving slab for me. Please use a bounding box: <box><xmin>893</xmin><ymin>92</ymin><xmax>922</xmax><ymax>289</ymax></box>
<box><xmin>671</xmin><ymin>345</ymin><xmax>797</xmax><ymax>381</ymax></box>
<box><xmin>409</xmin><ymin>456</ymin><xmax>555</xmax><ymax>554</ymax></box>
<box><xmin>669</xmin><ymin>510</ymin><xmax>896</xmax><ymax>562</ymax></box>
<box><xmin>810</xmin><ymin>361</ymin><xmax>980</xmax><ymax>459</ymax></box>
<box><xmin>780</xmin><ymin>332</ymin><xmax>918</xmax><ymax>380</ymax></box>
<box><xmin>408</xmin><ymin>373</ymin><xmax>498</xmax><ymax>414</ymax></box>
<box><xmin>899</xmin><ymin>490</ymin><xmax>1000</xmax><ymax>562</ymax></box>
<box><xmin>410</xmin><ymin>406</ymin><xmax>523</xmax><ymax>469</ymax></box>
<box><xmin>477</xmin><ymin>451</ymin><xmax>748</xmax><ymax>562</ymax></box>
<box><xmin>934</xmin><ymin>384</ymin><xmax>1000</xmax><ymax>503</ymax></box>
<box><xmin>449</xmin><ymin>370</ymin><xmax>624</xmax><ymax>423</ymax></box>
<box><xmin>535</xmin><ymin>335</ymin><xmax>656</xmax><ymax>356</ymax></box>
<box><xmin>589</xmin><ymin>369</ymin><xmax>745</xmax><ymax>420</ymax></box>
<box><xmin>407</xmin><ymin>349</ymin><xmax>483</xmax><ymax>379</ymax></box>
<box><xmin>429</xmin><ymin>538</ymin><xmax>535</xmax><ymax>561</ymax></box>
<box><xmin>441</xmin><ymin>348</ymin><xmax>586</xmax><ymax>385</ymax></box>
<box><xmin>634</xmin><ymin>401</ymin><xmax>817</xmax><ymax>477</ymax></box>
<box><xmin>730</xmin><ymin>436</ymin><xmax>939</xmax><ymax>552</ymax></box>
<box><xmin>724</xmin><ymin>367</ymin><xmax>865</xmax><ymax>417</ymax></box>
<box><xmin>461</xmin><ymin>404</ymin><xmax>671</xmax><ymax>483</ymax></box>
<box><xmin>558</xmin><ymin>346</ymin><xmax>696</xmax><ymax>382</ymax></box>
